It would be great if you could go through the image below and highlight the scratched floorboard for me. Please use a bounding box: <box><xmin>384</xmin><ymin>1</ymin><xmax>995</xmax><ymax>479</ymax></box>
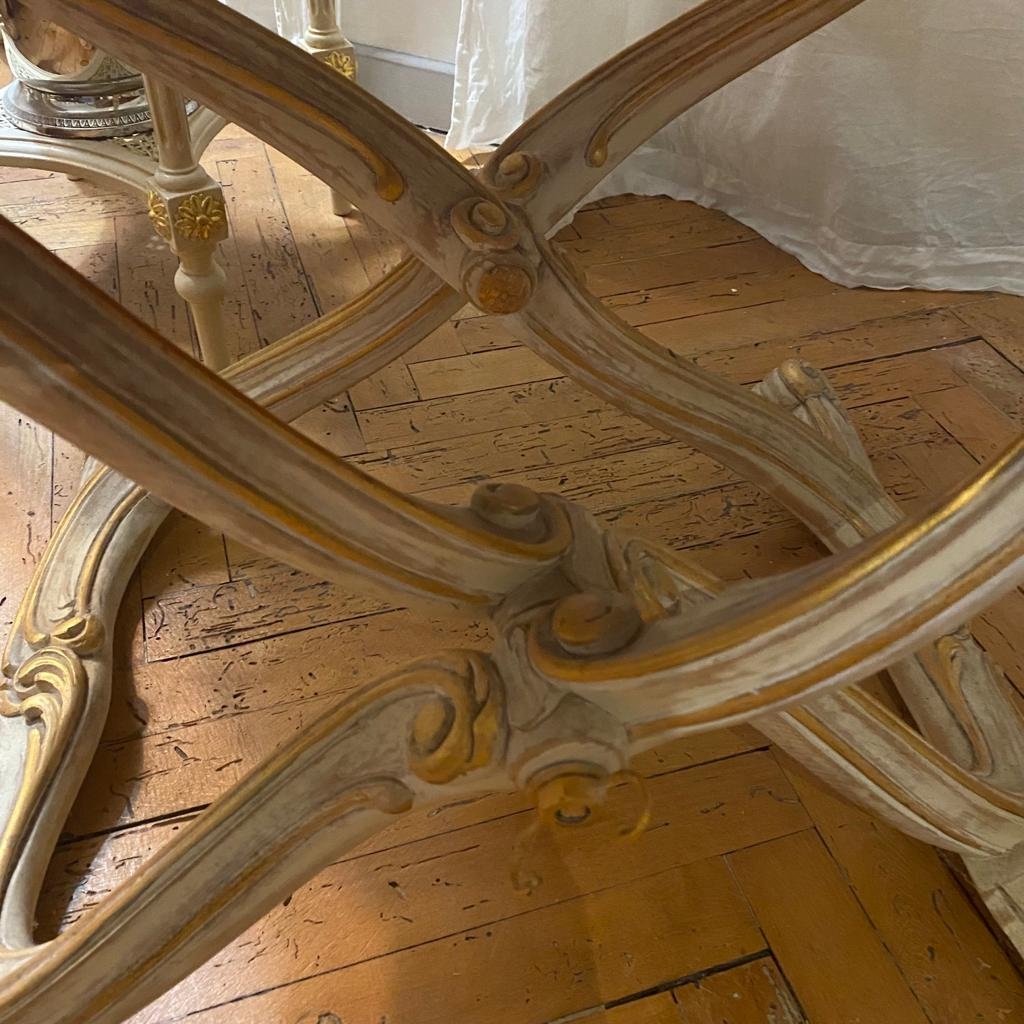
<box><xmin>1</xmin><ymin>122</ymin><xmax>1023</xmax><ymax>1024</ymax></box>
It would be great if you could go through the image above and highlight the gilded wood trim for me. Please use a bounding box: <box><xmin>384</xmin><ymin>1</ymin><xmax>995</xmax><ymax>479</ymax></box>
<box><xmin>226</xmin><ymin>258</ymin><xmax>461</xmax><ymax>418</ymax></box>
<box><xmin>776</xmin><ymin>689</ymin><xmax>1024</xmax><ymax>855</ymax></box>
<box><xmin>583</xmin><ymin>0</ymin><xmax>865</xmax><ymax>167</ymax></box>
<box><xmin>0</xmin><ymin>653</ymin><xmax>507</xmax><ymax>1024</ymax></box>
<box><xmin>3</xmin><ymin>473</ymin><xmax>144</xmax><ymax>668</ymax></box>
<box><xmin>543</xmin><ymin>437</ymin><xmax>1022</xmax><ymax>706</ymax></box>
<box><xmin>0</xmin><ymin>649</ymin><xmax>85</xmax><ymax>902</ymax></box>
<box><xmin>32</xmin><ymin>0</ymin><xmax>524</xmax><ymax>285</ymax></box>
<box><xmin>1</xmin><ymin>0</ymin><xmax>1022</xmax><ymax>1006</ymax></box>
<box><xmin>0</xmin><ymin>220</ymin><xmax>572</xmax><ymax>607</ymax></box>
<box><xmin>489</xmin><ymin>0</ymin><xmax>867</xmax><ymax>227</ymax></box>
<box><xmin>511</xmin><ymin>241</ymin><xmax>889</xmax><ymax>547</ymax></box>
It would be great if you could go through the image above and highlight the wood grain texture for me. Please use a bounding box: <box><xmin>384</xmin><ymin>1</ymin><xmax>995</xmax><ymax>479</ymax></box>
<box><xmin>2</xmin><ymin>15</ymin><xmax>1023</xmax><ymax>1012</ymax></box>
<box><xmin>79</xmin><ymin>751</ymin><xmax>794</xmax><ymax>1020</ymax></box>
<box><xmin>780</xmin><ymin>754</ymin><xmax>1024</xmax><ymax>1023</ymax></box>
<box><xmin>955</xmin><ymin>294</ymin><xmax>1024</xmax><ymax>372</ymax></box>
<box><xmin>729</xmin><ymin>830</ymin><xmax>931</xmax><ymax>1023</ymax></box>
<box><xmin>176</xmin><ymin>856</ymin><xmax>764</xmax><ymax>1024</ymax></box>
<box><xmin>581</xmin><ymin>992</ymin><xmax>682</xmax><ymax>1023</ymax></box>
<box><xmin>0</xmin><ymin>411</ymin><xmax>50</xmax><ymax>641</ymax></box>
<box><xmin>217</xmin><ymin>150</ymin><xmax>319</xmax><ymax>349</ymax></box>
<box><xmin>0</xmin><ymin>222</ymin><xmax>573</xmax><ymax>607</ymax></box>
<box><xmin>672</xmin><ymin>957</ymin><xmax>806</xmax><ymax>1023</ymax></box>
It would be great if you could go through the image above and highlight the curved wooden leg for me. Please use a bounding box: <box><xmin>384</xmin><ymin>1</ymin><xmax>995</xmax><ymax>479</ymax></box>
<box><xmin>0</xmin><ymin>651</ymin><xmax>510</xmax><ymax>1024</ymax></box>
<box><xmin>0</xmin><ymin>122</ymin><xmax>154</xmax><ymax>194</ymax></box>
<box><xmin>755</xmin><ymin>359</ymin><xmax>1024</xmax><ymax>787</ymax></box>
<box><xmin>2</xmin><ymin>0</ymin><xmax>1022</xmax><ymax>1010</ymax></box>
<box><xmin>504</xmin><ymin>240</ymin><xmax>1024</xmax><ymax>776</ymax></box>
<box><xmin>752</xmin><ymin>360</ymin><xmax>1024</xmax><ymax>943</ymax></box>
<box><xmin>0</xmin><ymin>251</ymin><xmax>460</xmax><ymax>959</ymax></box>
<box><xmin>0</xmin><ymin>469</ymin><xmax>166</xmax><ymax>953</ymax></box>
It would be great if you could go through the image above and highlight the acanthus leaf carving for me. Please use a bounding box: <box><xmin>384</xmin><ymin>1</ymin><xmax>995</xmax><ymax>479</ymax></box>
<box><xmin>0</xmin><ymin>646</ymin><xmax>86</xmax><ymax>902</ymax></box>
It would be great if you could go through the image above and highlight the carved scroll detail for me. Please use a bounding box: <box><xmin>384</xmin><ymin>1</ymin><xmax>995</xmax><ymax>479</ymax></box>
<box><xmin>0</xmin><ymin>647</ymin><xmax>86</xmax><ymax>900</ymax></box>
<box><xmin>756</xmin><ymin>359</ymin><xmax>1024</xmax><ymax>786</ymax></box>
<box><xmin>2</xmin><ymin>470</ymin><xmax>145</xmax><ymax>676</ymax></box>
<box><xmin>0</xmin><ymin>651</ymin><xmax>508</xmax><ymax>1023</ymax></box>
<box><xmin>0</xmin><ymin>0</ymin><xmax>1022</xmax><ymax>1007</ymax></box>
<box><xmin>401</xmin><ymin>651</ymin><xmax>505</xmax><ymax>785</ymax></box>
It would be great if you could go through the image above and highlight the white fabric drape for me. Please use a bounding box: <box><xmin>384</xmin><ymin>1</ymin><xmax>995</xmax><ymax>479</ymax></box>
<box><xmin>271</xmin><ymin>0</ymin><xmax>306</xmax><ymax>44</ymax></box>
<box><xmin>220</xmin><ymin>1</ymin><xmax>304</xmax><ymax>41</ymax></box>
<box><xmin>448</xmin><ymin>0</ymin><xmax>1024</xmax><ymax>294</ymax></box>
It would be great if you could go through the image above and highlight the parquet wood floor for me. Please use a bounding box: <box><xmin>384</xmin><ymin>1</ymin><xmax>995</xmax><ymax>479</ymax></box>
<box><xmin>2</xmin><ymin>123</ymin><xmax>1024</xmax><ymax>1023</ymax></box>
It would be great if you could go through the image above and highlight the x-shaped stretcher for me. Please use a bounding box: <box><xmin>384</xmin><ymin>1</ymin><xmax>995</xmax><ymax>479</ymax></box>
<box><xmin>0</xmin><ymin>1</ymin><xmax>1021</xmax><ymax>1020</ymax></box>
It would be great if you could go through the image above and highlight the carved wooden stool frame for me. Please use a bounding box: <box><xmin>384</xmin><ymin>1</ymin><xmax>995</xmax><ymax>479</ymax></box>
<box><xmin>0</xmin><ymin>1</ymin><xmax>1022</xmax><ymax>1021</ymax></box>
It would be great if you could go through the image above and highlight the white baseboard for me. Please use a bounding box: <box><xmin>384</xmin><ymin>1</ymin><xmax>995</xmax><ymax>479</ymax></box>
<box><xmin>353</xmin><ymin>43</ymin><xmax>454</xmax><ymax>133</ymax></box>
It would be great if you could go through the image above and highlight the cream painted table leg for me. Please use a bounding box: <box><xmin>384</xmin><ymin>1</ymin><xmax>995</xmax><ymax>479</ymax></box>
<box><xmin>144</xmin><ymin>76</ymin><xmax>230</xmax><ymax>370</ymax></box>
<box><xmin>299</xmin><ymin>0</ymin><xmax>357</xmax><ymax>217</ymax></box>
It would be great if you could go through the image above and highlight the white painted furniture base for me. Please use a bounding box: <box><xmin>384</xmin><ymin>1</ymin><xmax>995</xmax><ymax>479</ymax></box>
<box><xmin>0</xmin><ymin>2</ymin><xmax>1021</xmax><ymax>1023</ymax></box>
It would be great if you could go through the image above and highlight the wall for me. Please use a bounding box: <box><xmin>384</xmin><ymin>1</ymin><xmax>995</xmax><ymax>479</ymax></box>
<box><xmin>341</xmin><ymin>0</ymin><xmax>461</xmax><ymax>64</ymax></box>
<box><xmin>231</xmin><ymin>0</ymin><xmax>459</xmax><ymax>129</ymax></box>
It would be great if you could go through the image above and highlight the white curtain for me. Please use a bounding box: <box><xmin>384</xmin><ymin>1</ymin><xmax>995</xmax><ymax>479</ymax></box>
<box><xmin>272</xmin><ymin>0</ymin><xmax>306</xmax><ymax>44</ymax></box>
<box><xmin>219</xmin><ymin>0</ymin><xmax>305</xmax><ymax>40</ymax></box>
<box><xmin>448</xmin><ymin>0</ymin><xmax>1024</xmax><ymax>294</ymax></box>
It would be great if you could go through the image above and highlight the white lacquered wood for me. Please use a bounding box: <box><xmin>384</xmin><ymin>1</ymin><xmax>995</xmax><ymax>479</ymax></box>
<box><xmin>0</xmin><ymin>221</ymin><xmax>572</xmax><ymax>607</ymax></box>
<box><xmin>0</xmin><ymin>653</ymin><xmax>509</xmax><ymax>1024</ymax></box>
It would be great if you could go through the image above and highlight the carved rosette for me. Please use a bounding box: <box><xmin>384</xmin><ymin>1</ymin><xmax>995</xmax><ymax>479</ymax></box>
<box><xmin>0</xmin><ymin>0</ymin><xmax>1023</xmax><ymax>998</ymax></box>
<box><xmin>146</xmin><ymin>185</ymin><xmax>228</xmax><ymax>251</ymax></box>
<box><xmin>451</xmin><ymin>198</ymin><xmax>537</xmax><ymax>315</ymax></box>
<box><xmin>173</xmin><ymin>192</ymin><xmax>226</xmax><ymax>242</ymax></box>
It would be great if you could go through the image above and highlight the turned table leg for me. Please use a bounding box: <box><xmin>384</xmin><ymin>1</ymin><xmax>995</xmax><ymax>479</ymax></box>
<box><xmin>144</xmin><ymin>76</ymin><xmax>230</xmax><ymax>370</ymax></box>
<box><xmin>301</xmin><ymin>0</ymin><xmax>357</xmax><ymax>217</ymax></box>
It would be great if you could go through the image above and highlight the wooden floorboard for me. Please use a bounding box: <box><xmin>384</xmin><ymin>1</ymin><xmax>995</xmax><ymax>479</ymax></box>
<box><xmin>729</xmin><ymin>830</ymin><xmax>932</xmax><ymax>1024</ymax></box>
<box><xmin>1</xmin><ymin>125</ymin><xmax>1022</xmax><ymax>1023</ymax></box>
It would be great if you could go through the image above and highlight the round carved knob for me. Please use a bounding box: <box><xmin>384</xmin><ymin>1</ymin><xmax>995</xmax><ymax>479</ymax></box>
<box><xmin>468</xmin><ymin>199</ymin><xmax>508</xmax><ymax>236</ymax></box>
<box><xmin>462</xmin><ymin>256</ymin><xmax>535</xmax><ymax>315</ymax></box>
<box><xmin>450</xmin><ymin>196</ymin><xmax>518</xmax><ymax>250</ymax></box>
<box><xmin>471</xmin><ymin>481</ymin><xmax>542</xmax><ymax>532</ymax></box>
<box><xmin>537</xmin><ymin>771</ymin><xmax>602</xmax><ymax>826</ymax></box>
<box><xmin>491</xmin><ymin>151</ymin><xmax>544</xmax><ymax>200</ymax></box>
<box><xmin>497</xmin><ymin>152</ymin><xmax>530</xmax><ymax>183</ymax></box>
<box><xmin>550</xmin><ymin>591</ymin><xmax>642</xmax><ymax>656</ymax></box>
